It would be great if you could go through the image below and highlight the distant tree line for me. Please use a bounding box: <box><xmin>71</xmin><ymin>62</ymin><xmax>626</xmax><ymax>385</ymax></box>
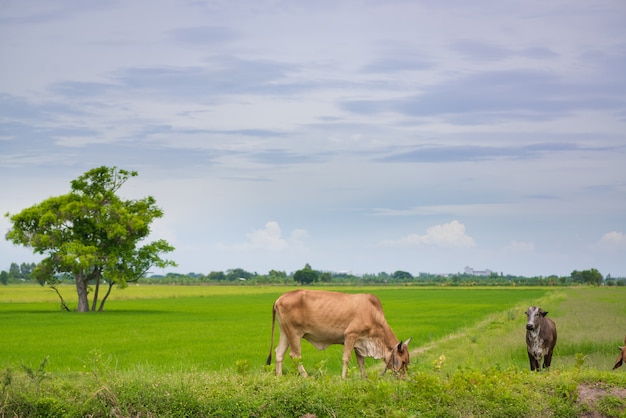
<box><xmin>0</xmin><ymin>262</ymin><xmax>36</xmax><ymax>285</ymax></box>
<box><xmin>4</xmin><ymin>262</ymin><xmax>622</xmax><ymax>287</ymax></box>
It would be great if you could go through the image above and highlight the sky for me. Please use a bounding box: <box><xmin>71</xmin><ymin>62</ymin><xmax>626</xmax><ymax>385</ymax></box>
<box><xmin>1</xmin><ymin>0</ymin><xmax>625</xmax><ymax>278</ymax></box>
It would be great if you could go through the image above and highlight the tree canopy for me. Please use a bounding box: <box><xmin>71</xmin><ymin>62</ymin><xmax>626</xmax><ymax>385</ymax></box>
<box><xmin>293</xmin><ymin>263</ymin><xmax>319</xmax><ymax>285</ymax></box>
<box><xmin>4</xmin><ymin>166</ymin><xmax>176</xmax><ymax>312</ymax></box>
<box><xmin>571</xmin><ymin>268</ymin><xmax>603</xmax><ymax>286</ymax></box>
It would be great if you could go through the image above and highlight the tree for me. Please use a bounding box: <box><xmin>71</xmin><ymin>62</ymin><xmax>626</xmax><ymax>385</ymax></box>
<box><xmin>571</xmin><ymin>268</ymin><xmax>603</xmax><ymax>286</ymax></box>
<box><xmin>5</xmin><ymin>166</ymin><xmax>176</xmax><ymax>312</ymax></box>
<box><xmin>225</xmin><ymin>268</ymin><xmax>254</xmax><ymax>281</ymax></box>
<box><xmin>393</xmin><ymin>270</ymin><xmax>413</xmax><ymax>281</ymax></box>
<box><xmin>293</xmin><ymin>263</ymin><xmax>319</xmax><ymax>285</ymax></box>
<box><xmin>207</xmin><ymin>271</ymin><xmax>226</xmax><ymax>281</ymax></box>
<box><xmin>267</xmin><ymin>269</ymin><xmax>287</xmax><ymax>284</ymax></box>
<box><xmin>9</xmin><ymin>262</ymin><xmax>21</xmax><ymax>280</ymax></box>
<box><xmin>319</xmin><ymin>272</ymin><xmax>332</xmax><ymax>283</ymax></box>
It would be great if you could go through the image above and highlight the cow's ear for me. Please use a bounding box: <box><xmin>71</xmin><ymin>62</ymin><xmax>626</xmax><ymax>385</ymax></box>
<box><xmin>397</xmin><ymin>337</ymin><xmax>412</xmax><ymax>352</ymax></box>
<box><xmin>541</xmin><ymin>311</ymin><xmax>548</xmax><ymax>317</ymax></box>
<box><xmin>619</xmin><ymin>346</ymin><xmax>624</xmax><ymax>351</ymax></box>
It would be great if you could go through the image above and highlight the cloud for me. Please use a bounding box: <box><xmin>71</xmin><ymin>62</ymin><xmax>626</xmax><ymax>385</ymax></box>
<box><xmin>341</xmin><ymin>69</ymin><xmax>626</xmax><ymax>123</ymax></box>
<box><xmin>502</xmin><ymin>240</ymin><xmax>535</xmax><ymax>254</ymax></box>
<box><xmin>220</xmin><ymin>221</ymin><xmax>309</xmax><ymax>251</ymax></box>
<box><xmin>381</xmin><ymin>220</ymin><xmax>476</xmax><ymax>248</ymax></box>
<box><xmin>167</xmin><ymin>26</ymin><xmax>239</xmax><ymax>46</ymax></box>
<box><xmin>450</xmin><ymin>39</ymin><xmax>512</xmax><ymax>62</ymax></box>
<box><xmin>48</xmin><ymin>56</ymin><xmax>303</xmax><ymax>101</ymax></box>
<box><xmin>596</xmin><ymin>231</ymin><xmax>626</xmax><ymax>251</ymax></box>
<box><xmin>246</xmin><ymin>221</ymin><xmax>288</xmax><ymax>250</ymax></box>
<box><xmin>373</xmin><ymin>142</ymin><xmax>618</xmax><ymax>164</ymax></box>
<box><xmin>360</xmin><ymin>56</ymin><xmax>435</xmax><ymax>74</ymax></box>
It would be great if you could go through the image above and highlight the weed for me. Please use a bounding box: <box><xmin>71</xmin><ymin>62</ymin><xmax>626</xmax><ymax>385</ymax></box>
<box><xmin>597</xmin><ymin>395</ymin><xmax>626</xmax><ymax>417</ymax></box>
<box><xmin>433</xmin><ymin>354</ymin><xmax>446</xmax><ymax>372</ymax></box>
<box><xmin>21</xmin><ymin>356</ymin><xmax>49</xmax><ymax>397</ymax></box>
<box><xmin>506</xmin><ymin>310</ymin><xmax>517</xmax><ymax>321</ymax></box>
<box><xmin>235</xmin><ymin>359</ymin><xmax>250</xmax><ymax>376</ymax></box>
<box><xmin>1</xmin><ymin>367</ymin><xmax>12</xmax><ymax>394</ymax></box>
<box><xmin>315</xmin><ymin>359</ymin><xmax>327</xmax><ymax>377</ymax></box>
<box><xmin>575</xmin><ymin>352</ymin><xmax>587</xmax><ymax>370</ymax></box>
<box><xmin>83</xmin><ymin>348</ymin><xmax>113</xmax><ymax>384</ymax></box>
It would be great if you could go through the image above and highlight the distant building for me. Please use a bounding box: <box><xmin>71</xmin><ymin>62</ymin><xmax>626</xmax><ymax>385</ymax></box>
<box><xmin>464</xmin><ymin>266</ymin><xmax>493</xmax><ymax>277</ymax></box>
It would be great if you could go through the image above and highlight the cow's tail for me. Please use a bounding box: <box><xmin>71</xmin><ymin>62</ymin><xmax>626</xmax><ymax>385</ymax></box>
<box><xmin>266</xmin><ymin>302</ymin><xmax>277</xmax><ymax>366</ymax></box>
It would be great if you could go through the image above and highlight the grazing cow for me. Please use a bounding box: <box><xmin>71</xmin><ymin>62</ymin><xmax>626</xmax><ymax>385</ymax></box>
<box><xmin>525</xmin><ymin>306</ymin><xmax>557</xmax><ymax>371</ymax></box>
<box><xmin>266</xmin><ymin>289</ymin><xmax>412</xmax><ymax>378</ymax></box>
<box><xmin>613</xmin><ymin>335</ymin><xmax>626</xmax><ymax>370</ymax></box>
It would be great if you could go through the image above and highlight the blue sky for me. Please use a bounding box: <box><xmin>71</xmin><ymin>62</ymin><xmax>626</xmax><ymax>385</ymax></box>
<box><xmin>1</xmin><ymin>0</ymin><xmax>625</xmax><ymax>277</ymax></box>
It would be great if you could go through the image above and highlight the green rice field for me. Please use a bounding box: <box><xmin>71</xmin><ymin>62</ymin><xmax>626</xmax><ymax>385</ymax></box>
<box><xmin>0</xmin><ymin>284</ymin><xmax>575</xmax><ymax>374</ymax></box>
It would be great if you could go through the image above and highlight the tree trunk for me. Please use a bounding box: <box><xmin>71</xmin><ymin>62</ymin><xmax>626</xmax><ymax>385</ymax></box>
<box><xmin>75</xmin><ymin>272</ymin><xmax>90</xmax><ymax>313</ymax></box>
<box><xmin>49</xmin><ymin>284</ymin><xmax>70</xmax><ymax>311</ymax></box>
<box><xmin>99</xmin><ymin>282</ymin><xmax>115</xmax><ymax>312</ymax></box>
<box><xmin>91</xmin><ymin>269</ymin><xmax>101</xmax><ymax>312</ymax></box>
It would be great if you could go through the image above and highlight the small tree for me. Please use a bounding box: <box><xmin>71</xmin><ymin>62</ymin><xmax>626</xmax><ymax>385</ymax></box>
<box><xmin>268</xmin><ymin>269</ymin><xmax>287</xmax><ymax>284</ymax></box>
<box><xmin>294</xmin><ymin>263</ymin><xmax>319</xmax><ymax>285</ymax></box>
<box><xmin>225</xmin><ymin>268</ymin><xmax>254</xmax><ymax>281</ymax></box>
<box><xmin>5</xmin><ymin>166</ymin><xmax>176</xmax><ymax>312</ymax></box>
<box><xmin>393</xmin><ymin>270</ymin><xmax>413</xmax><ymax>281</ymax></box>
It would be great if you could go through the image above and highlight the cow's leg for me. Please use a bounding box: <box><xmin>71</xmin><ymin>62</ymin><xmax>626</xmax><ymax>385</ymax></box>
<box><xmin>354</xmin><ymin>350</ymin><xmax>367</xmax><ymax>379</ymax></box>
<box><xmin>341</xmin><ymin>337</ymin><xmax>357</xmax><ymax>379</ymax></box>
<box><xmin>543</xmin><ymin>349</ymin><xmax>553</xmax><ymax>369</ymax></box>
<box><xmin>288</xmin><ymin>336</ymin><xmax>308</xmax><ymax>377</ymax></box>
<box><xmin>527</xmin><ymin>351</ymin><xmax>539</xmax><ymax>371</ymax></box>
<box><xmin>274</xmin><ymin>332</ymin><xmax>290</xmax><ymax>376</ymax></box>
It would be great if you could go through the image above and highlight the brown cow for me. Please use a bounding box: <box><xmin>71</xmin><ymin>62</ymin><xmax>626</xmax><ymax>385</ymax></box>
<box><xmin>525</xmin><ymin>306</ymin><xmax>557</xmax><ymax>371</ymax></box>
<box><xmin>613</xmin><ymin>335</ymin><xmax>626</xmax><ymax>370</ymax></box>
<box><xmin>266</xmin><ymin>289</ymin><xmax>411</xmax><ymax>378</ymax></box>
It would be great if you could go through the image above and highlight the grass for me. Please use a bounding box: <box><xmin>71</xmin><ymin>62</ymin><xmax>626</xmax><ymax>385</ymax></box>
<box><xmin>412</xmin><ymin>287</ymin><xmax>626</xmax><ymax>373</ymax></box>
<box><xmin>1</xmin><ymin>285</ymin><xmax>625</xmax><ymax>417</ymax></box>
<box><xmin>0</xmin><ymin>285</ymin><xmax>549</xmax><ymax>374</ymax></box>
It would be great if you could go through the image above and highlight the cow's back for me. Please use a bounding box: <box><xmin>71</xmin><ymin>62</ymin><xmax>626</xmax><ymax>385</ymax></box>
<box><xmin>274</xmin><ymin>290</ymin><xmax>387</xmax><ymax>342</ymax></box>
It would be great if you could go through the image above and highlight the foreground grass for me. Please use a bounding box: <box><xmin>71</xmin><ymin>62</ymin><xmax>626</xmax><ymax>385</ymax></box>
<box><xmin>3</xmin><ymin>366</ymin><xmax>625</xmax><ymax>417</ymax></box>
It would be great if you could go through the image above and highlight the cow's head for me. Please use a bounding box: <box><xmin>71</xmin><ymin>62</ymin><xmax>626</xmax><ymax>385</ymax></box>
<box><xmin>384</xmin><ymin>337</ymin><xmax>412</xmax><ymax>377</ymax></box>
<box><xmin>525</xmin><ymin>306</ymin><xmax>547</xmax><ymax>331</ymax></box>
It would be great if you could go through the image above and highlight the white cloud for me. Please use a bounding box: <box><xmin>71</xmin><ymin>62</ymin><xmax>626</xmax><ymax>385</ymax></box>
<box><xmin>289</xmin><ymin>228</ymin><xmax>310</xmax><ymax>248</ymax></box>
<box><xmin>246</xmin><ymin>221</ymin><xmax>287</xmax><ymax>250</ymax></box>
<box><xmin>219</xmin><ymin>221</ymin><xmax>309</xmax><ymax>251</ymax></box>
<box><xmin>381</xmin><ymin>220</ymin><xmax>476</xmax><ymax>248</ymax></box>
<box><xmin>597</xmin><ymin>231</ymin><xmax>626</xmax><ymax>251</ymax></box>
